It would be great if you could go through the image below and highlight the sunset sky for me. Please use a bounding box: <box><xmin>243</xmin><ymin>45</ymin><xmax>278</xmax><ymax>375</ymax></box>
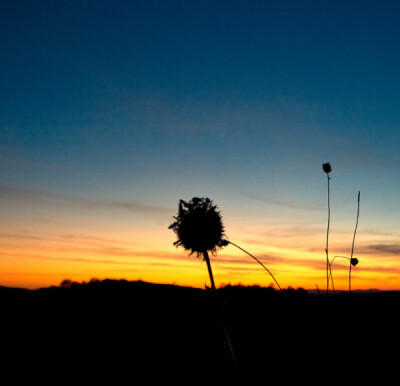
<box><xmin>2</xmin><ymin>0</ymin><xmax>400</xmax><ymax>290</ymax></box>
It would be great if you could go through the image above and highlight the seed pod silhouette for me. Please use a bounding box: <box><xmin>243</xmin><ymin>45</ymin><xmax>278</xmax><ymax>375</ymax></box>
<box><xmin>350</xmin><ymin>257</ymin><xmax>359</xmax><ymax>267</ymax></box>
<box><xmin>323</xmin><ymin>162</ymin><xmax>332</xmax><ymax>174</ymax></box>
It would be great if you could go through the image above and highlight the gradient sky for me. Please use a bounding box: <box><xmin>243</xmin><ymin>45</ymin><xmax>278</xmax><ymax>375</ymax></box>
<box><xmin>2</xmin><ymin>0</ymin><xmax>400</xmax><ymax>290</ymax></box>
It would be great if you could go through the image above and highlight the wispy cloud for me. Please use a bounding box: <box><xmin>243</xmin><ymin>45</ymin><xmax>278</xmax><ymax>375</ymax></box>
<box><xmin>0</xmin><ymin>184</ymin><xmax>171</xmax><ymax>214</ymax></box>
<box><xmin>0</xmin><ymin>153</ymin><xmax>57</xmax><ymax>171</ymax></box>
<box><xmin>0</xmin><ymin>230</ymin><xmax>177</xmax><ymax>260</ymax></box>
<box><xmin>357</xmin><ymin>265</ymin><xmax>400</xmax><ymax>274</ymax></box>
<box><xmin>1</xmin><ymin>252</ymin><xmax>135</xmax><ymax>266</ymax></box>
<box><xmin>215</xmin><ymin>250</ymin><xmax>326</xmax><ymax>271</ymax></box>
<box><xmin>243</xmin><ymin>191</ymin><xmax>324</xmax><ymax>211</ymax></box>
<box><xmin>0</xmin><ymin>249</ymin><xmax>201</xmax><ymax>275</ymax></box>
<box><xmin>361</xmin><ymin>228</ymin><xmax>400</xmax><ymax>237</ymax></box>
<box><xmin>360</xmin><ymin>244</ymin><xmax>400</xmax><ymax>256</ymax></box>
<box><xmin>229</xmin><ymin>184</ymin><xmax>324</xmax><ymax>211</ymax></box>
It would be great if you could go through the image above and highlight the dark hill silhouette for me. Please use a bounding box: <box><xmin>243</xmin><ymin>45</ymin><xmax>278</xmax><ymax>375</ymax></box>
<box><xmin>1</xmin><ymin>279</ymin><xmax>399</xmax><ymax>381</ymax></box>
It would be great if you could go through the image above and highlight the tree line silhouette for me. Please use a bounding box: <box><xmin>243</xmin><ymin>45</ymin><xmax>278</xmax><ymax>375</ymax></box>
<box><xmin>2</xmin><ymin>278</ymin><xmax>400</xmax><ymax>381</ymax></box>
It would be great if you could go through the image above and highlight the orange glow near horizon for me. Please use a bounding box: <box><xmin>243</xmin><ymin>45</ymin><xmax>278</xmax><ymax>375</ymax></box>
<box><xmin>3</xmin><ymin>1</ymin><xmax>400</xmax><ymax>294</ymax></box>
<box><xmin>1</xmin><ymin>212</ymin><xmax>400</xmax><ymax>291</ymax></box>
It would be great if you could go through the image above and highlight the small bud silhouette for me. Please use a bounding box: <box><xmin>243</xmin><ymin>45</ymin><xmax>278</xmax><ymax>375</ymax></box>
<box><xmin>323</xmin><ymin>163</ymin><xmax>332</xmax><ymax>174</ymax></box>
<box><xmin>350</xmin><ymin>257</ymin><xmax>359</xmax><ymax>267</ymax></box>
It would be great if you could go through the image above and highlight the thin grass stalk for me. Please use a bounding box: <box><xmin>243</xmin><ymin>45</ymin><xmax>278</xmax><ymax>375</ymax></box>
<box><xmin>326</xmin><ymin>173</ymin><xmax>331</xmax><ymax>294</ymax></box>
<box><xmin>228</xmin><ymin>241</ymin><xmax>282</xmax><ymax>291</ymax></box>
<box><xmin>328</xmin><ymin>263</ymin><xmax>336</xmax><ymax>294</ymax></box>
<box><xmin>328</xmin><ymin>255</ymin><xmax>349</xmax><ymax>294</ymax></box>
<box><xmin>349</xmin><ymin>192</ymin><xmax>360</xmax><ymax>293</ymax></box>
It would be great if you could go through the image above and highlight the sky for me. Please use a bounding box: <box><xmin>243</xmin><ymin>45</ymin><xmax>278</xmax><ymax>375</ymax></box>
<box><xmin>1</xmin><ymin>0</ymin><xmax>400</xmax><ymax>290</ymax></box>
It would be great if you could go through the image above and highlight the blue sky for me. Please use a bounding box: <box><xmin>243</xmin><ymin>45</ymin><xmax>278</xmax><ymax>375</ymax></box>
<box><xmin>1</xmin><ymin>0</ymin><xmax>400</xmax><ymax>289</ymax></box>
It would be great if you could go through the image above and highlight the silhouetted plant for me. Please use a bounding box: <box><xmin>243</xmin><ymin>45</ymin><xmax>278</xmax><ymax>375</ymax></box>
<box><xmin>350</xmin><ymin>257</ymin><xmax>359</xmax><ymax>267</ymax></box>
<box><xmin>169</xmin><ymin>197</ymin><xmax>235</xmax><ymax>367</ymax></box>
<box><xmin>329</xmin><ymin>255</ymin><xmax>359</xmax><ymax>291</ymax></box>
<box><xmin>169</xmin><ymin>196</ymin><xmax>283</xmax><ymax>370</ymax></box>
<box><xmin>328</xmin><ymin>259</ymin><xmax>336</xmax><ymax>294</ymax></box>
<box><xmin>169</xmin><ymin>197</ymin><xmax>282</xmax><ymax>290</ymax></box>
<box><xmin>169</xmin><ymin>197</ymin><xmax>228</xmax><ymax>290</ymax></box>
<box><xmin>349</xmin><ymin>191</ymin><xmax>360</xmax><ymax>293</ymax></box>
<box><xmin>323</xmin><ymin>162</ymin><xmax>332</xmax><ymax>294</ymax></box>
<box><xmin>328</xmin><ymin>191</ymin><xmax>360</xmax><ymax>293</ymax></box>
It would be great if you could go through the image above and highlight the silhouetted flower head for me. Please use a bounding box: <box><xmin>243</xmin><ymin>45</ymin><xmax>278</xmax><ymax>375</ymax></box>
<box><xmin>323</xmin><ymin>163</ymin><xmax>332</xmax><ymax>174</ymax></box>
<box><xmin>350</xmin><ymin>257</ymin><xmax>359</xmax><ymax>267</ymax></box>
<box><xmin>169</xmin><ymin>197</ymin><xmax>228</xmax><ymax>258</ymax></box>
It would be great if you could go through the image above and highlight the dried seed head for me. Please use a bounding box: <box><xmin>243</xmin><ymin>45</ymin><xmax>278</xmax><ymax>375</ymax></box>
<box><xmin>323</xmin><ymin>163</ymin><xmax>332</xmax><ymax>174</ymax></box>
<box><xmin>169</xmin><ymin>197</ymin><xmax>228</xmax><ymax>258</ymax></box>
<box><xmin>350</xmin><ymin>257</ymin><xmax>359</xmax><ymax>267</ymax></box>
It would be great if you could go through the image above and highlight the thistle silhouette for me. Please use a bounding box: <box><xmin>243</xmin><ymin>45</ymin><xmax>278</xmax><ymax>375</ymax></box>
<box><xmin>169</xmin><ymin>197</ymin><xmax>281</xmax><ymax>290</ymax></box>
<box><xmin>168</xmin><ymin>197</ymin><xmax>236</xmax><ymax>368</ymax></box>
<box><xmin>169</xmin><ymin>196</ymin><xmax>283</xmax><ymax>370</ymax></box>
<box><xmin>168</xmin><ymin>197</ymin><xmax>228</xmax><ymax>290</ymax></box>
<box><xmin>323</xmin><ymin>162</ymin><xmax>331</xmax><ymax>294</ymax></box>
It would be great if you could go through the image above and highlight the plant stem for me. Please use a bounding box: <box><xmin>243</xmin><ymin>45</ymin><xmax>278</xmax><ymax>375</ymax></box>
<box><xmin>349</xmin><ymin>191</ymin><xmax>360</xmax><ymax>293</ymax></box>
<box><xmin>328</xmin><ymin>255</ymin><xmax>351</xmax><ymax>294</ymax></box>
<box><xmin>328</xmin><ymin>263</ymin><xmax>336</xmax><ymax>295</ymax></box>
<box><xmin>203</xmin><ymin>251</ymin><xmax>216</xmax><ymax>290</ymax></box>
<box><xmin>203</xmin><ymin>250</ymin><xmax>237</xmax><ymax>370</ymax></box>
<box><xmin>331</xmin><ymin>255</ymin><xmax>351</xmax><ymax>265</ymax></box>
<box><xmin>326</xmin><ymin>173</ymin><xmax>331</xmax><ymax>295</ymax></box>
<box><xmin>228</xmin><ymin>241</ymin><xmax>282</xmax><ymax>291</ymax></box>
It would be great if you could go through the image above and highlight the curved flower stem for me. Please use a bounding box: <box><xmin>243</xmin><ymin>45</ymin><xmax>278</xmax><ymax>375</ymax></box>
<box><xmin>331</xmin><ymin>255</ymin><xmax>351</xmax><ymax>264</ymax></box>
<box><xmin>349</xmin><ymin>191</ymin><xmax>360</xmax><ymax>293</ymax></box>
<box><xmin>329</xmin><ymin>256</ymin><xmax>351</xmax><ymax>293</ymax></box>
<box><xmin>227</xmin><ymin>241</ymin><xmax>282</xmax><ymax>291</ymax></box>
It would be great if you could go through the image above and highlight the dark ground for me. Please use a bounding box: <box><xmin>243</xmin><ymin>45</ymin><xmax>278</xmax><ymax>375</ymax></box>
<box><xmin>1</xmin><ymin>279</ymin><xmax>399</xmax><ymax>382</ymax></box>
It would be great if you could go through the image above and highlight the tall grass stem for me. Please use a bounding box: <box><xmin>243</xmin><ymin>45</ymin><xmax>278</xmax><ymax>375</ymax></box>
<box><xmin>349</xmin><ymin>192</ymin><xmax>360</xmax><ymax>293</ymax></box>
<box><xmin>329</xmin><ymin>255</ymin><xmax>350</xmax><ymax>293</ymax></box>
<box><xmin>326</xmin><ymin>174</ymin><xmax>331</xmax><ymax>294</ymax></box>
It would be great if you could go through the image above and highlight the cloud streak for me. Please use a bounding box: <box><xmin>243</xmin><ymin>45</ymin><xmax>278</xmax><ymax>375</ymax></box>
<box><xmin>359</xmin><ymin>244</ymin><xmax>400</xmax><ymax>256</ymax></box>
<box><xmin>0</xmin><ymin>252</ymin><xmax>135</xmax><ymax>266</ymax></box>
<box><xmin>0</xmin><ymin>184</ymin><xmax>171</xmax><ymax>214</ymax></box>
<box><xmin>231</xmin><ymin>186</ymin><xmax>324</xmax><ymax>211</ymax></box>
<box><xmin>0</xmin><ymin>152</ymin><xmax>58</xmax><ymax>171</ymax></box>
<box><xmin>244</xmin><ymin>192</ymin><xmax>324</xmax><ymax>211</ymax></box>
